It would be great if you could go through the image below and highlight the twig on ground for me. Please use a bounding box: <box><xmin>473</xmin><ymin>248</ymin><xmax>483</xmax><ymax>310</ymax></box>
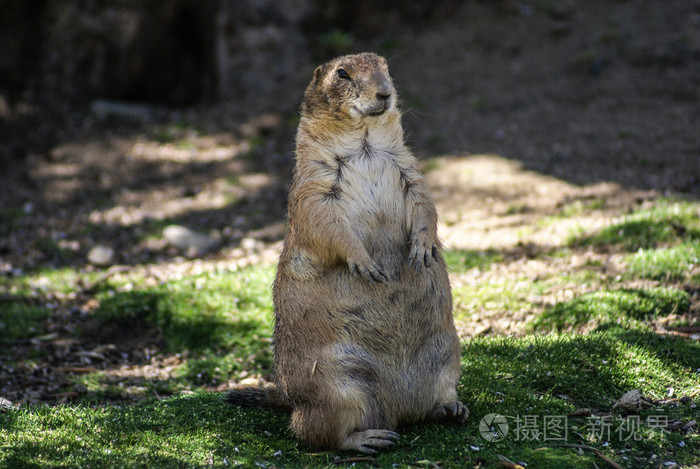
<box><xmin>497</xmin><ymin>462</ymin><xmax>525</xmax><ymax>469</ymax></box>
<box><xmin>496</xmin><ymin>454</ymin><xmax>525</xmax><ymax>469</ymax></box>
<box><xmin>54</xmin><ymin>366</ymin><xmax>96</xmax><ymax>374</ymax></box>
<box><xmin>79</xmin><ymin>265</ymin><xmax>131</xmax><ymax>293</ymax></box>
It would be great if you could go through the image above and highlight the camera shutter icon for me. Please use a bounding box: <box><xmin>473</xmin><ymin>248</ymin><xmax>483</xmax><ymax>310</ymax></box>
<box><xmin>479</xmin><ymin>413</ymin><xmax>509</xmax><ymax>442</ymax></box>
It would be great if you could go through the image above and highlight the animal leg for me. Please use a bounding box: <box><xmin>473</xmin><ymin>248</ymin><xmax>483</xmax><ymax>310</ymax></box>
<box><xmin>428</xmin><ymin>351</ymin><xmax>467</xmax><ymax>423</ymax></box>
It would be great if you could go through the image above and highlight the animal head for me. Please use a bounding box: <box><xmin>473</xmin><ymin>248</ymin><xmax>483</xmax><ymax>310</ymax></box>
<box><xmin>302</xmin><ymin>53</ymin><xmax>397</xmax><ymax>122</ymax></box>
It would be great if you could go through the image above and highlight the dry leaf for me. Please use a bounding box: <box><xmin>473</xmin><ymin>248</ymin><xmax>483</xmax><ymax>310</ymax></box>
<box><xmin>612</xmin><ymin>389</ymin><xmax>654</xmax><ymax>412</ymax></box>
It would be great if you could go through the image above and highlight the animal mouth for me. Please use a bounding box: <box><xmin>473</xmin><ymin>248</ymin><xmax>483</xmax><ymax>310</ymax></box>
<box><xmin>366</xmin><ymin>101</ymin><xmax>389</xmax><ymax>116</ymax></box>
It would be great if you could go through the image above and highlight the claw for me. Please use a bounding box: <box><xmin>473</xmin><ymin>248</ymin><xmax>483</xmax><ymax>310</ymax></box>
<box><xmin>407</xmin><ymin>248</ymin><xmax>417</xmax><ymax>267</ymax></box>
<box><xmin>408</xmin><ymin>240</ymin><xmax>437</xmax><ymax>272</ymax></box>
<box><xmin>373</xmin><ymin>269</ymin><xmax>389</xmax><ymax>284</ymax></box>
<box><xmin>368</xmin><ymin>267</ymin><xmax>388</xmax><ymax>284</ymax></box>
<box><xmin>341</xmin><ymin>429</ymin><xmax>400</xmax><ymax>453</ymax></box>
<box><xmin>429</xmin><ymin>401</ymin><xmax>469</xmax><ymax>423</ymax></box>
<box><xmin>349</xmin><ymin>256</ymin><xmax>388</xmax><ymax>284</ymax></box>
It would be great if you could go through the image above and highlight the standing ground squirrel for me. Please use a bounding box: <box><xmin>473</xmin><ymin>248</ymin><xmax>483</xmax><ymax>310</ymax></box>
<box><xmin>226</xmin><ymin>52</ymin><xmax>467</xmax><ymax>453</ymax></box>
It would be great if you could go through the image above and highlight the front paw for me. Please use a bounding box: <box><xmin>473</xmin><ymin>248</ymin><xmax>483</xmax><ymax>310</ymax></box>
<box><xmin>348</xmin><ymin>255</ymin><xmax>389</xmax><ymax>284</ymax></box>
<box><xmin>408</xmin><ymin>231</ymin><xmax>438</xmax><ymax>272</ymax></box>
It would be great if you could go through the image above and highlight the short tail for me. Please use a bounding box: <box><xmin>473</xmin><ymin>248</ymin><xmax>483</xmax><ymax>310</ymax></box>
<box><xmin>224</xmin><ymin>383</ymin><xmax>292</xmax><ymax>412</ymax></box>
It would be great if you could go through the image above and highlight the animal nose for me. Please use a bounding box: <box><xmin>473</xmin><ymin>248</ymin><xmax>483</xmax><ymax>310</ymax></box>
<box><xmin>376</xmin><ymin>91</ymin><xmax>391</xmax><ymax>101</ymax></box>
<box><xmin>376</xmin><ymin>79</ymin><xmax>392</xmax><ymax>101</ymax></box>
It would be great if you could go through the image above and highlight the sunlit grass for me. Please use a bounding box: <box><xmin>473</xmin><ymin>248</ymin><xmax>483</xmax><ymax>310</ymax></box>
<box><xmin>537</xmin><ymin>197</ymin><xmax>608</xmax><ymax>228</ymax></box>
<box><xmin>627</xmin><ymin>240</ymin><xmax>700</xmax><ymax>282</ymax></box>
<box><xmin>452</xmin><ymin>277</ymin><xmax>545</xmax><ymax>320</ymax></box>
<box><xmin>443</xmin><ymin>248</ymin><xmax>504</xmax><ymax>273</ymax></box>
<box><xmin>571</xmin><ymin>198</ymin><xmax>700</xmax><ymax>251</ymax></box>
<box><xmin>0</xmin><ymin>267</ymin><xmax>100</xmax><ymax>296</ymax></box>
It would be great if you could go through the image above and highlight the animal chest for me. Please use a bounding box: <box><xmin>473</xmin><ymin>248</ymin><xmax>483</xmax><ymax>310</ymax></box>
<box><xmin>340</xmin><ymin>151</ymin><xmax>406</xmax><ymax>231</ymax></box>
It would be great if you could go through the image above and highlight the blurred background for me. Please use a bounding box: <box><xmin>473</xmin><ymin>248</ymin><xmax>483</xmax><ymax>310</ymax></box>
<box><xmin>1</xmin><ymin>0</ymin><xmax>699</xmax><ymax>269</ymax></box>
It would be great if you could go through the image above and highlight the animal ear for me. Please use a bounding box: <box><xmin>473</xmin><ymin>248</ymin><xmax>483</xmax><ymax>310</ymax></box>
<box><xmin>312</xmin><ymin>65</ymin><xmax>325</xmax><ymax>84</ymax></box>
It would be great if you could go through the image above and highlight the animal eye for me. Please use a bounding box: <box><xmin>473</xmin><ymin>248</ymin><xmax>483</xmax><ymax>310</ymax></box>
<box><xmin>337</xmin><ymin>68</ymin><xmax>351</xmax><ymax>80</ymax></box>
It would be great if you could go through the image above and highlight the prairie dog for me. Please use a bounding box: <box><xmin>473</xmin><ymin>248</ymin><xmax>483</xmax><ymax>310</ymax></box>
<box><xmin>227</xmin><ymin>53</ymin><xmax>466</xmax><ymax>453</ymax></box>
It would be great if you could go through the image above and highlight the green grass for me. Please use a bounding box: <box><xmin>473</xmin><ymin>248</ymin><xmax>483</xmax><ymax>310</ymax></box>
<box><xmin>95</xmin><ymin>268</ymin><xmax>274</xmax><ymax>351</ymax></box>
<box><xmin>531</xmin><ymin>287</ymin><xmax>691</xmax><ymax>332</ymax></box>
<box><xmin>567</xmin><ymin>196</ymin><xmax>700</xmax><ymax>283</ymax></box>
<box><xmin>0</xmin><ymin>301</ymin><xmax>51</xmax><ymax>345</ymax></box>
<box><xmin>2</xmin><ymin>331</ymin><xmax>698</xmax><ymax>468</ymax></box>
<box><xmin>572</xmin><ymin>198</ymin><xmax>700</xmax><ymax>251</ymax></box>
<box><xmin>627</xmin><ymin>240</ymin><xmax>700</xmax><ymax>282</ymax></box>
<box><xmin>91</xmin><ymin>267</ymin><xmax>275</xmax><ymax>390</ymax></box>
<box><xmin>538</xmin><ymin>197</ymin><xmax>607</xmax><ymax>227</ymax></box>
<box><xmin>0</xmin><ymin>394</ymin><xmax>295</xmax><ymax>468</ymax></box>
<box><xmin>444</xmin><ymin>248</ymin><xmax>504</xmax><ymax>273</ymax></box>
<box><xmin>2</xmin><ymin>196</ymin><xmax>700</xmax><ymax>468</ymax></box>
<box><xmin>453</xmin><ymin>277</ymin><xmax>545</xmax><ymax>320</ymax></box>
<box><xmin>0</xmin><ymin>267</ymin><xmax>100</xmax><ymax>297</ymax></box>
<box><xmin>461</xmin><ymin>332</ymin><xmax>699</xmax><ymax>466</ymax></box>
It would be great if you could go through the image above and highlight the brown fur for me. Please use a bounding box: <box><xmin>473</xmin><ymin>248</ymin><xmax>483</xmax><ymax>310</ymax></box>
<box><xmin>226</xmin><ymin>53</ymin><xmax>467</xmax><ymax>453</ymax></box>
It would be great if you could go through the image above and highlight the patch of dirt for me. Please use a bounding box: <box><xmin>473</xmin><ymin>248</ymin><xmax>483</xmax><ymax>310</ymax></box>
<box><xmin>394</xmin><ymin>0</ymin><xmax>700</xmax><ymax>194</ymax></box>
<box><xmin>425</xmin><ymin>155</ymin><xmax>657</xmax><ymax>250</ymax></box>
<box><xmin>2</xmin><ymin>0</ymin><xmax>699</xmax><ymax>405</ymax></box>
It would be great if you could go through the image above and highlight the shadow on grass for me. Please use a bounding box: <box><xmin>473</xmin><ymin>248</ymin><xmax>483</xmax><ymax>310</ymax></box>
<box><xmin>94</xmin><ymin>267</ymin><xmax>274</xmax><ymax>351</ymax></box>
<box><xmin>0</xmin><ymin>299</ymin><xmax>51</xmax><ymax>345</ymax></box>
<box><xmin>0</xmin><ymin>267</ymin><xmax>276</xmax><ymax>405</ymax></box>
<box><xmin>458</xmin><ymin>331</ymin><xmax>699</xmax><ymax>468</ymax></box>
<box><xmin>96</xmin><ymin>289</ymin><xmax>264</xmax><ymax>352</ymax></box>
<box><xmin>462</xmin><ymin>329</ymin><xmax>699</xmax><ymax>415</ymax></box>
<box><xmin>0</xmin><ymin>393</ymin><xmax>293</xmax><ymax>468</ymax></box>
<box><xmin>530</xmin><ymin>287</ymin><xmax>691</xmax><ymax>332</ymax></box>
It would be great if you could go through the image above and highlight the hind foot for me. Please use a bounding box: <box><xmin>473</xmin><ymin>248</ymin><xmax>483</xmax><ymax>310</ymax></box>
<box><xmin>339</xmin><ymin>429</ymin><xmax>400</xmax><ymax>453</ymax></box>
<box><xmin>429</xmin><ymin>401</ymin><xmax>469</xmax><ymax>423</ymax></box>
